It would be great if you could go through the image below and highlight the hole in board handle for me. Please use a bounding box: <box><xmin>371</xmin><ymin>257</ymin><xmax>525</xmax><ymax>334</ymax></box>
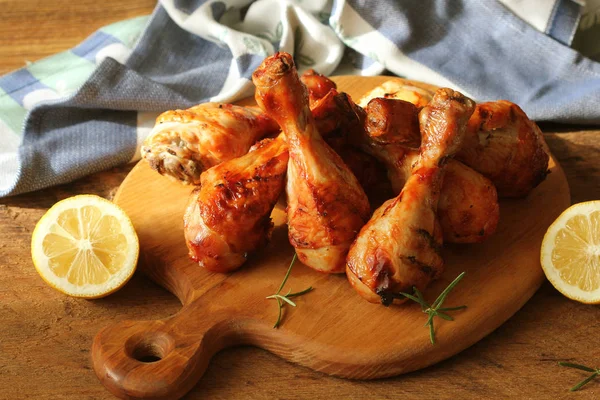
<box><xmin>125</xmin><ymin>332</ymin><xmax>174</xmax><ymax>364</ymax></box>
<box><xmin>132</xmin><ymin>343</ymin><xmax>164</xmax><ymax>363</ymax></box>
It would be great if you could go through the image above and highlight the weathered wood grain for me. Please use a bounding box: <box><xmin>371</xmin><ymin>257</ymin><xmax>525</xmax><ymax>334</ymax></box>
<box><xmin>1</xmin><ymin>1</ymin><xmax>600</xmax><ymax>399</ymax></box>
<box><xmin>0</xmin><ymin>0</ymin><xmax>156</xmax><ymax>76</ymax></box>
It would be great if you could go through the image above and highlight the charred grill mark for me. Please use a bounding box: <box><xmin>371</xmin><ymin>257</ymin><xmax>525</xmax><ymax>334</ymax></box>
<box><xmin>477</xmin><ymin>108</ymin><xmax>490</xmax><ymax>132</ymax></box>
<box><xmin>479</xmin><ymin>108</ymin><xmax>489</xmax><ymax>121</ymax></box>
<box><xmin>415</xmin><ymin>228</ymin><xmax>442</xmax><ymax>255</ymax></box>
<box><xmin>372</xmin><ymin>262</ymin><xmax>392</xmax><ymax>306</ymax></box>
<box><xmin>508</xmin><ymin>104</ymin><xmax>517</xmax><ymax>122</ymax></box>
<box><xmin>376</xmin><ymin>290</ymin><xmax>409</xmax><ymax>307</ymax></box>
<box><xmin>403</xmin><ymin>254</ymin><xmax>436</xmax><ymax>277</ymax></box>
<box><xmin>420</xmin><ymin>265</ymin><xmax>433</xmax><ymax>276</ymax></box>
<box><xmin>378</xmin><ymin>290</ymin><xmax>394</xmax><ymax>306</ymax></box>
<box><xmin>288</xmin><ymin>234</ymin><xmax>311</xmax><ymax>248</ymax></box>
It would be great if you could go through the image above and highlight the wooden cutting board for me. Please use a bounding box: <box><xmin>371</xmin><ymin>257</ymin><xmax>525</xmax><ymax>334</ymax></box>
<box><xmin>91</xmin><ymin>76</ymin><xmax>571</xmax><ymax>400</ymax></box>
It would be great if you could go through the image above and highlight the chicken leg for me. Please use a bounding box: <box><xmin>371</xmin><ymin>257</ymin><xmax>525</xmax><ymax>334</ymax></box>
<box><xmin>142</xmin><ymin>103</ymin><xmax>280</xmax><ymax>184</ymax></box>
<box><xmin>347</xmin><ymin>88</ymin><xmax>475</xmax><ymax>304</ymax></box>
<box><xmin>357</xmin><ymin>97</ymin><xmax>499</xmax><ymax>243</ymax></box>
<box><xmin>457</xmin><ymin>100</ymin><xmax>549</xmax><ymax>197</ymax></box>
<box><xmin>253</xmin><ymin>52</ymin><xmax>371</xmax><ymax>273</ymax></box>
<box><xmin>184</xmin><ymin>134</ymin><xmax>288</xmax><ymax>272</ymax></box>
<box><xmin>358</xmin><ymin>96</ymin><xmax>549</xmax><ymax>198</ymax></box>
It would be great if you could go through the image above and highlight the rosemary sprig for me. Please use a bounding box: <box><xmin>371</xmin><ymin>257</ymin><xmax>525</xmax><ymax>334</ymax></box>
<box><xmin>399</xmin><ymin>271</ymin><xmax>467</xmax><ymax>345</ymax></box>
<box><xmin>266</xmin><ymin>254</ymin><xmax>313</xmax><ymax>328</ymax></box>
<box><xmin>559</xmin><ymin>362</ymin><xmax>600</xmax><ymax>391</ymax></box>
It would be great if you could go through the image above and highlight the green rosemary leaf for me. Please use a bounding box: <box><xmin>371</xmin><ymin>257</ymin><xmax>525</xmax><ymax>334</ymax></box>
<box><xmin>287</xmin><ymin>286</ymin><xmax>313</xmax><ymax>298</ymax></box>
<box><xmin>414</xmin><ymin>287</ymin><xmax>426</xmax><ymax>303</ymax></box>
<box><xmin>276</xmin><ymin>254</ymin><xmax>297</xmax><ymax>295</ymax></box>
<box><xmin>399</xmin><ymin>292</ymin><xmax>426</xmax><ymax>306</ymax></box>
<box><xmin>570</xmin><ymin>373</ymin><xmax>598</xmax><ymax>392</ymax></box>
<box><xmin>558</xmin><ymin>362</ymin><xmax>600</xmax><ymax>391</ymax></box>
<box><xmin>559</xmin><ymin>362</ymin><xmax>597</xmax><ymax>372</ymax></box>
<box><xmin>268</xmin><ymin>253</ymin><xmax>312</xmax><ymax>329</ymax></box>
<box><xmin>413</xmin><ymin>287</ymin><xmax>428</xmax><ymax>311</ymax></box>
<box><xmin>424</xmin><ymin>313</ymin><xmax>434</xmax><ymax>328</ymax></box>
<box><xmin>432</xmin><ymin>271</ymin><xmax>466</xmax><ymax>309</ymax></box>
<box><xmin>273</xmin><ymin>297</ymin><xmax>283</xmax><ymax>329</ymax></box>
<box><xmin>436</xmin><ymin>311</ymin><xmax>454</xmax><ymax>321</ymax></box>
<box><xmin>429</xmin><ymin>321</ymin><xmax>435</xmax><ymax>344</ymax></box>
<box><xmin>278</xmin><ymin>295</ymin><xmax>297</xmax><ymax>307</ymax></box>
<box><xmin>437</xmin><ymin>305</ymin><xmax>468</xmax><ymax>312</ymax></box>
<box><xmin>399</xmin><ymin>272</ymin><xmax>467</xmax><ymax>345</ymax></box>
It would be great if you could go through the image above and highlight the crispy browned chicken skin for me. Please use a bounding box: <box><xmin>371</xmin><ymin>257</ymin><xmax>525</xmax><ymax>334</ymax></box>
<box><xmin>347</xmin><ymin>88</ymin><xmax>475</xmax><ymax>304</ymax></box>
<box><xmin>355</xmin><ymin>98</ymin><xmax>499</xmax><ymax>243</ymax></box>
<box><xmin>403</xmin><ymin>152</ymin><xmax>499</xmax><ymax>243</ymax></box>
<box><xmin>363</xmin><ymin>97</ymin><xmax>421</xmax><ymax>148</ymax></box>
<box><xmin>365</xmin><ymin>97</ymin><xmax>550</xmax><ymax>198</ymax></box>
<box><xmin>253</xmin><ymin>52</ymin><xmax>371</xmax><ymax>273</ymax></box>
<box><xmin>142</xmin><ymin>73</ymin><xmax>350</xmax><ymax>186</ymax></box>
<box><xmin>183</xmin><ymin>135</ymin><xmax>288</xmax><ymax>272</ymax></box>
<box><xmin>311</xmin><ymin>89</ymin><xmax>392</xmax><ymax>200</ymax></box>
<box><xmin>300</xmin><ymin>69</ymin><xmax>338</xmax><ymax>106</ymax></box>
<box><xmin>457</xmin><ymin>101</ymin><xmax>549</xmax><ymax>197</ymax></box>
<box><xmin>183</xmin><ymin>75</ymin><xmax>361</xmax><ymax>273</ymax></box>
<box><xmin>142</xmin><ymin>103</ymin><xmax>280</xmax><ymax>184</ymax></box>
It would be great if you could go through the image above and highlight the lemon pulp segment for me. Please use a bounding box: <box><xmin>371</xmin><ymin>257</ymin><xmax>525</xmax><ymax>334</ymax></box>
<box><xmin>31</xmin><ymin>195</ymin><xmax>138</xmax><ymax>298</ymax></box>
<box><xmin>541</xmin><ymin>201</ymin><xmax>600</xmax><ymax>304</ymax></box>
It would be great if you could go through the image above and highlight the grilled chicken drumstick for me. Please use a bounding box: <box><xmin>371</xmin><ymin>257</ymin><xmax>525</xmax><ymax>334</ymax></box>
<box><xmin>358</xmin><ymin>98</ymin><xmax>499</xmax><ymax>243</ymax></box>
<box><xmin>184</xmin><ymin>135</ymin><xmax>288</xmax><ymax>272</ymax></box>
<box><xmin>361</xmin><ymin>97</ymin><xmax>549</xmax><ymax>198</ymax></box>
<box><xmin>183</xmin><ymin>83</ymin><xmax>358</xmax><ymax>272</ymax></box>
<box><xmin>457</xmin><ymin>101</ymin><xmax>549</xmax><ymax>197</ymax></box>
<box><xmin>142</xmin><ymin>71</ymin><xmax>350</xmax><ymax>186</ymax></box>
<box><xmin>142</xmin><ymin>69</ymin><xmax>331</xmax><ymax>185</ymax></box>
<box><xmin>253</xmin><ymin>52</ymin><xmax>371</xmax><ymax>273</ymax></box>
<box><xmin>142</xmin><ymin>103</ymin><xmax>279</xmax><ymax>184</ymax></box>
<box><xmin>347</xmin><ymin>88</ymin><xmax>475</xmax><ymax>304</ymax></box>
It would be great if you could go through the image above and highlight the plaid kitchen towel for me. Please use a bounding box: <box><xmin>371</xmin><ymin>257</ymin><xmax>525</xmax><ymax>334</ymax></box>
<box><xmin>0</xmin><ymin>0</ymin><xmax>598</xmax><ymax>197</ymax></box>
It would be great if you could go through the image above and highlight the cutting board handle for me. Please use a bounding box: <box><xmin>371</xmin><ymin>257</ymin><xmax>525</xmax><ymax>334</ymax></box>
<box><xmin>91</xmin><ymin>309</ymin><xmax>227</xmax><ymax>400</ymax></box>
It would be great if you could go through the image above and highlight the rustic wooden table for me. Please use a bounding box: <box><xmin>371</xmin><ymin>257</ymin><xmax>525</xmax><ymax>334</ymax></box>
<box><xmin>1</xmin><ymin>1</ymin><xmax>599</xmax><ymax>399</ymax></box>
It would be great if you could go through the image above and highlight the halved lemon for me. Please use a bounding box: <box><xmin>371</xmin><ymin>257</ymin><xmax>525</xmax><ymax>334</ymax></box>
<box><xmin>31</xmin><ymin>195</ymin><xmax>139</xmax><ymax>298</ymax></box>
<box><xmin>541</xmin><ymin>201</ymin><xmax>600</xmax><ymax>304</ymax></box>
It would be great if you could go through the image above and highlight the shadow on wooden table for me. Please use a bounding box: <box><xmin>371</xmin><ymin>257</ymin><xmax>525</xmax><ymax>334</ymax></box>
<box><xmin>0</xmin><ymin>165</ymin><xmax>134</xmax><ymax>210</ymax></box>
<box><xmin>545</xmin><ymin>131</ymin><xmax>600</xmax><ymax>204</ymax></box>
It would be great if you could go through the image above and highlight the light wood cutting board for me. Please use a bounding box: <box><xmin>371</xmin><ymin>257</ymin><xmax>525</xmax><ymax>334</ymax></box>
<box><xmin>91</xmin><ymin>76</ymin><xmax>571</xmax><ymax>400</ymax></box>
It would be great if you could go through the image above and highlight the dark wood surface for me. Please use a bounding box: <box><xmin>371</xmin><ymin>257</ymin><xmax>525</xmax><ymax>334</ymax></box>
<box><xmin>1</xmin><ymin>1</ymin><xmax>599</xmax><ymax>399</ymax></box>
